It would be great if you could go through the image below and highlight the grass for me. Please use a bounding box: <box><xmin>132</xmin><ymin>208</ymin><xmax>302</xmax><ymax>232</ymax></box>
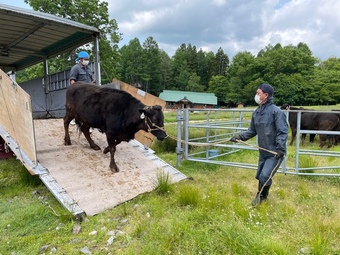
<box><xmin>1</xmin><ymin>155</ymin><xmax>340</xmax><ymax>254</ymax></box>
<box><xmin>1</xmin><ymin>107</ymin><xmax>340</xmax><ymax>254</ymax></box>
<box><xmin>154</xmin><ymin>171</ymin><xmax>173</xmax><ymax>195</ymax></box>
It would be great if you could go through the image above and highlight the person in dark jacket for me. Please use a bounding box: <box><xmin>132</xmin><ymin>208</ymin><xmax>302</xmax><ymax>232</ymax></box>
<box><xmin>69</xmin><ymin>51</ymin><xmax>95</xmax><ymax>127</ymax></box>
<box><xmin>230</xmin><ymin>84</ymin><xmax>288</xmax><ymax>206</ymax></box>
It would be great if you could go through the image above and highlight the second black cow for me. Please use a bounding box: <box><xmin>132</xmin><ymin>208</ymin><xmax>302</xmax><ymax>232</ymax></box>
<box><xmin>64</xmin><ymin>82</ymin><xmax>167</xmax><ymax>172</ymax></box>
<box><xmin>280</xmin><ymin>104</ymin><xmax>315</xmax><ymax>145</ymax></box>
<box><xmin>281</xmin><ymin>104</ymin><xmax>339</xmax><ymax>148</ymax></box>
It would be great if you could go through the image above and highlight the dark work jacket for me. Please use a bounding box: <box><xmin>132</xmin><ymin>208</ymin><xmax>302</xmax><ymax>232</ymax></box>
<box><xmin>69</xmin><ymin>63</ymin><xmax>94</xmax><ymax>83</ymax></box>
<box><xmin>239</xmin><ymin>97</ymin><xmax>288</xmax><ymax>157</ymax></box>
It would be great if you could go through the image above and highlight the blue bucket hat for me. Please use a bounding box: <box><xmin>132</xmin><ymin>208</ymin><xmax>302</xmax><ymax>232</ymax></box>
<box><xmin>258</xmin><ymin>84</ymin><xmax>274</xmax><ymax>97</ymax></box>
<box><xmin>76</xmin><ymin>51</ymin><xmax>89</xmax><ymax>62</ymax></box>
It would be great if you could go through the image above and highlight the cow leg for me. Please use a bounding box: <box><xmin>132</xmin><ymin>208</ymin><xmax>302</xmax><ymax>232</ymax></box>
<box><xmin>103</xmin><ymin>143</ymin><xmax>120</xmax><ymax>173</ymax></box>
<box><xmin>108</xmin><ymin>144</ymin><xmax>119</xmax><ymax>172</ymax></box>
<box><xmin>103</xmin><ymin>145</ymin><xmax>118</xmax><ymax>171</ymax></box>
<box><xmin>327</xmin><ymin>136</ymin><xmax>333</xmax><ymax>148</ymax></box>
<box><xmin>104</xmin><ymin>134</ymin><xmax>121</xmax><ymax>172</ymax></box>
<box><xmin>319</xmin><ymin>134</ymin><xmax>328</xmax><ymax>148</ymax></box>
<box><xmin>310</xmin><ymin>134</ymin><xmax>316</xmax><ymax>143</ymax></box>
<box><xmin>327</xmin><ymin>132</ymin><xmax>337</xmax><ymax>148</ymax></box>
<box><xmin>64</xmin><ymin>114</ymin><xmax>73</xmax><ymax>145</ymax></box>
<box><xmin>289</xmin><ymin>129</ymin><xmax>296</xmax><ymax>146</ymax></box>
<box><xmin>81</xmin><ymin>124</ymin><xmax>101</xmax><ymax>150</ymax></box>
<box><xmin>301</xmin><ymin>134</ymin><xmax>306</xmax><ymax>145</ymax></box>
<box><xmin>329</xmin><ymin>136</ymin><xmax>335</xmax><ymax>147</ymax></box>
<box><xmin>103</xmin><ymin>146</ymin><xmax>110</xmax><ymax>154</ymax></box>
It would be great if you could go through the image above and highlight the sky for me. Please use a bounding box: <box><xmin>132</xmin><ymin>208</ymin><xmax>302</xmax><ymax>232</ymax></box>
<box><xmin>2</xmin><ymin>0</ymin><xmax>340</xmax><ymax>61</ymax></box>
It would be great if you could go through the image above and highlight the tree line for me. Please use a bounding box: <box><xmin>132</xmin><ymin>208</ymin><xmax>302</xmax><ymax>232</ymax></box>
<box><xmin>19</xmin><ymin>0</ymin><xmax>340</xmax><ymax>107</ymax></box>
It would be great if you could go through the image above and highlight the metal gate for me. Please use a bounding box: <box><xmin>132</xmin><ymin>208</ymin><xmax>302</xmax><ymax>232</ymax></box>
<box><xmin>176</xmin><ymin>108</ymin><xmax>340</xmax><ymax>177</ymax></box>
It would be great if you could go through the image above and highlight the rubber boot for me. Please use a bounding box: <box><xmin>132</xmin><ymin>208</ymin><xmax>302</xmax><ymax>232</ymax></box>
<box><xmin>260</xmin><ymin>185</ymin><xmax>271</xmax><ymax>203</ymax></box>
<box><xmin>251</xmin><ymin>182</ymin><xmax>261</xmax><ymax>206</ymax></box>
<box><xmin>251</xmin><ymin>183</ymin><xmax>271</xmax><ymax>206</ymax></box>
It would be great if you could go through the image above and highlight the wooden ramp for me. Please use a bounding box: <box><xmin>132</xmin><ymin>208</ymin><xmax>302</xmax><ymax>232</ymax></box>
<box><xmin>0</xmin><ymin>69</ymin><xmax>186</xmax><ymax>216</ymax></box>
<box><xmin>33</xmin><ymin>119</ymin><xmax>186</xmax><ymax>216</ymax></box>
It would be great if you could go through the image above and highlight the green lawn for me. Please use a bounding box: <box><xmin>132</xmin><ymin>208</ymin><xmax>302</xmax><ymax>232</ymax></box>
<box><xmin>1</xmin><ymin>107</ymin><xmax>340</xmax><ymax>254</ymax></box>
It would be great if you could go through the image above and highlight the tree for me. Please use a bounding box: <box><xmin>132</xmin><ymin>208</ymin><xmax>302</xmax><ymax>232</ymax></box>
<box><xmin>24</xmin><ymin>0</ymin><xmax>121</xmax><ymax>84</ymax></box>
<box><xmin>175</xmin><ymin>67</ymin><xmax>191</xmax><ymax>91</ymax></box>
<box><xmin>208</xmin><ymin>75</ymin><xmax>228</xmax><ymax>104</ymax></box>
<box><xmin>213</xmin><ymin>47</ymin><xmax>229</xmax><ymax>76</ymax></box>
<box><xmin>227</xmin><ymin>52</ymin><xmax>257</xmax><ymax>105</ymax></box>
<box><xmin>196</xmin><ymin>49</ymin><xmax>215</xmax><ymax>91</ymax></box>
<box><xmin>254</xmin><ymin>43</ymin><xmax>318</xmax><ymax>105</ymax></box>
<box><xmin>186</xmin><ymin>44</ymin><xmax>198</xmax><ymax>72</ymax></box>
<box><xmin>318</xmin><ymin>57</ymin><xmax>340</xmax><ymax>71</ymax></box>
<box><xmin>313</xmin><ymin>67</ymin><xmax>340</xmax><ymax>104</ymax></box>
<box><xmin>171</xmin><ymin>43</ymin><xmax>189</xmax><ymax>89</ymax></box>
<box><xmin>119</xmin><ymin>38</ymin><xmax>144</xmax><ymax>86</ymax></box>
<box><xmin>272</xmin><ymin>73</ymin><xmax>306</xmax><ymax>106</ymax></box>
<box><xmin>256</xmin><ymin>43</ymin><xmax>316</xmax><ymax>81</ymax></box>
<box><xmin>187</xmin><ymin>73</ymin><xmax>205</xmax><ymax>92</ymax></box>
<box><xmin>142</xmin><ymin>37</ymin><xmax>162</xmax><ymax>95</ymax></box>
<box><xmin>159</xmin><ymin>50</ymin><xmax>172</xmax><ymax>91</ymax></box>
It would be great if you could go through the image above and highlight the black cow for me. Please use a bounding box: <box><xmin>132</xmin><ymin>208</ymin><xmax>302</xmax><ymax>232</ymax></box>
<box><xmin>63</xmin><ymin>82</ymin><xmax>167</xmax><ymax>172</ymax></box>
<box><xmin>281</xmin><ymin>104</ymin><xmax>339</xmax><ymax>148</ymax></box>
<box><xmin>316</xmin><ymin>113</ymin><xmax>340</xmax><ymax>148</ymax></box>
<box><xmin>280</xmin><ymin>104</ymin><xmax>315</xmax><ymax>145</ymax></box>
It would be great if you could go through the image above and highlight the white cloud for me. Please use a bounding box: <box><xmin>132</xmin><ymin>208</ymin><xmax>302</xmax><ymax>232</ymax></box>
<box><xmin>211</xmin><ymin>0</ymin><xmax>227</xmax><ymax>7</ymax></box>
<box><xmin>3</xmin><ymin>0</ymin><xmax>340</xmax><ymax>60</ymax></box>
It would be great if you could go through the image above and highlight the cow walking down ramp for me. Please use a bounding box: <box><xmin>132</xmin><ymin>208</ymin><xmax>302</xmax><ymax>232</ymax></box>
<box><xmin>0</xmin><ymin>71</ymin><xmax>186</xmax><ymax>216</ymax></box>
<box><xmin>35</xmin><ymin>119</ymin><xmax>186</xmax><ymax>216</ymax></box>
<box><xmin>64</xmin><ymin>82</ymin><xmax>167</xmax><ymax>172</ymax></box>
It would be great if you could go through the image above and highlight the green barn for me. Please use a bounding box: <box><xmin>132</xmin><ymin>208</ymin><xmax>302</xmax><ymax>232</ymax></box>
<box><xmin>159</xmin><ymin>90</ymin><xmax>217</xmax><ymax>110</ymax></box>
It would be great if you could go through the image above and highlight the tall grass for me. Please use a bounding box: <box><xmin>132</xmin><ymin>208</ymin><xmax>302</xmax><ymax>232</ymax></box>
<box><xmin>154</xmin><ymin>170</ymin><xmax>173</xmax><ymax>195</ymax></box>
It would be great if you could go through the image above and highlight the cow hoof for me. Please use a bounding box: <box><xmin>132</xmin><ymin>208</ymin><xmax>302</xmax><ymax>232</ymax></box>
<box><xmin>64</xmin><ymin>141</ymin><xmax>71</xmax><ymax>146</ymax></box>
<box><xmin>110</xmin><ymin>167</ymin><xmax>119</xmax><ymax>173</ymax></box>
<box><xmin>103</xmin><ymin>147</ymin><xmax>109</xmax><ymax>154</ymax></box>
<box><xmin>110</xmin><ymin>163</ymin><xmax>119</xmax><ymax>173</ymax></box>
<box><xmin>91</xmin><ymin>145</ymin><xmax>101</xmax><ymax>150</ymax></box>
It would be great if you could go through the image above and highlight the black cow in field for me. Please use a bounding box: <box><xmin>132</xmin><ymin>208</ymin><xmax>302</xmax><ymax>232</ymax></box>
<box><xmin>281</xmin><ymin>104</ymin><xmax>339</xmax><ymax>148</ymax></box>
<box><xmin>280</xmin><ymin>104</ymin><xmax>315</xmax><ymax>145</ymax></box>
<box><xmin>64</xmin><ymin>82</ymin><xmax>167</xmax><ymax>172</ymax></box>
<box><xmin>314</xmin><ymin>113</ymin><xmax>339</xmax><ymax>148</ymax></box>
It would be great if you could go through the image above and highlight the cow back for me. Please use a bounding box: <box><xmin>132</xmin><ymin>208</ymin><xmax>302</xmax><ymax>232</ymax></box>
<box><xmin>66</xmin><ymin>82</ymin><xmax>145</xmax><ymax>130</ymax></box>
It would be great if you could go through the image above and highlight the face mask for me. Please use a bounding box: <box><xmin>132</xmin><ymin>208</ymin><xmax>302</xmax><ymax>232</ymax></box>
<box><xmin>82</xmin><ymin>60</ymin><xmax>89</xmax><ymax>66</ymax></box>
<box><xmin>254</xmin><ymin>94</ymin><xmax>262</xmax><ymax>104</ymax></box>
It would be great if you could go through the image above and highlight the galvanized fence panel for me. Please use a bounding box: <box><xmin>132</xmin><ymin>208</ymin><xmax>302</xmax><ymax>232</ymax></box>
<box><xmin>176</xmin><ymin>108</ymin><xmax>340</xmax><ymax>177</ymax></box>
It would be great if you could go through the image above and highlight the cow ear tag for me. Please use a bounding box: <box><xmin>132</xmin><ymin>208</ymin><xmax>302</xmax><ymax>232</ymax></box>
<box><xmin>140</xmin><ymin>112</ymin><xmax>145</xmax><ymax>119</ymax></box>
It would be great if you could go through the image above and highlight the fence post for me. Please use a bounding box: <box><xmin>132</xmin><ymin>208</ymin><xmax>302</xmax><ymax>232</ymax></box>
<box><xmin>184</xmin><ymin>109</ymin><xmax>189</xmax><ymax>159</ymax></box>
<box><xmin>295</xmin><ymin>111</ymin><xmax>301</xmax><ymax>174</ymax></box>
<box><xmin>176</xmin><ymin>109</ymin><xmax>184</xmax><ymax>166</ymax></box>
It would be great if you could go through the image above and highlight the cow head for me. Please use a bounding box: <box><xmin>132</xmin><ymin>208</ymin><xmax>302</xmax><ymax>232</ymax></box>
<box><xmin>280</xmin><ymin>104</ymin><xmax>290</xmax><ymax>110</ymax></box>
<box><xmin>139</xmin><ymin>105</ymin><xmax>167</xmax><ymax>141</ymax></box>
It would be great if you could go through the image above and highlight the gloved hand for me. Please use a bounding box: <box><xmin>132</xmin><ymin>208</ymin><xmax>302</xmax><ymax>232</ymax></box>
<box><xmin>230</xmin><ymin>136</ymin><xmax>241</xmax><ymax>143</ymax></box>
<box><xmin>275</xmin><ymin>149</ymin><xmax>285</xmax><ymax>158</ymax></box>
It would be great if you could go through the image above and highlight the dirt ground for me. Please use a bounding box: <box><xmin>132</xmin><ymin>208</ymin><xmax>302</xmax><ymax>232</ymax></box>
<box><xmin>34</xmin><ymin>119</ymin><xmax>173</xmax><ymax>216</ymax></box>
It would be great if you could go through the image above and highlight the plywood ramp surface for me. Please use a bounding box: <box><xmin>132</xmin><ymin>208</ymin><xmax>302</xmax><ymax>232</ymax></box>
<box><xmin>0</xmin><ymin>69</ymin><xmax>36</xmax><ymax>166</ymax></box>
<box><xmin>34</xmin><ymin>119</ymin><xmax>168</xmax><ymax>216</ymax></box>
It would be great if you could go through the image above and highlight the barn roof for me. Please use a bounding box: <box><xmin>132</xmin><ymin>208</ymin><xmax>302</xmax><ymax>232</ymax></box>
<box><xmin>0</xmin><ymin>4</ymin><xmax>100</xmax><ymax>72</ymax></box>
<box><xmin>159</xmin><ymin>90</ymin><xmax>217</xmax><ymax>105</ymax></box>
